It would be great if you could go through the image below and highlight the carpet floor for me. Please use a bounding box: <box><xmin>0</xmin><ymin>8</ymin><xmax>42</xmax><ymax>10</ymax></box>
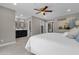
<box><xmin>0</xmin><ymin>37</ymin><xmax>33</xmax><ymax>55</ymax></box>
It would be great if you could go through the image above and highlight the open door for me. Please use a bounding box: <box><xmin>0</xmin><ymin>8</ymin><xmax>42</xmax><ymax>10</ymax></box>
<box><xmin>28</xmin><ymin>21</ymin><xmax>32</xmax><ymax>37</ymax></box>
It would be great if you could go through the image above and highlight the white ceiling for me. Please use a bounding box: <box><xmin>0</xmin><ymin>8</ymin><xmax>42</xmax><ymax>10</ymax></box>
<box><xmin>0</xmin><ymin>3</ymin><xmax>79</xmax><ymax>20</ymax></box>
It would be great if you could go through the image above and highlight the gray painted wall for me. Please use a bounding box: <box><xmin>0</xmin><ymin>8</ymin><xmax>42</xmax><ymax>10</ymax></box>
<box><xmin>31</xmin><ymin>16</ymin><xmax>41</xmax><ymax>35</ymax></box>
<box><xmin>0</xmin><ymin>6</ymin><xmax>15</xmax><ymax>45</ymax></box>
<box><xmin>53</xmin><ymin>13</ymin><xmax>79</xmax><ymax>33</ymax></box>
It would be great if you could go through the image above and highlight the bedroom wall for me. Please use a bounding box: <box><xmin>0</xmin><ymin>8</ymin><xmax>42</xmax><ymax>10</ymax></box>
<box><xmin>53</xmin><ymin>12</ymin><xmax>79</xmax><ymax>33</ymax></box>
<box><xmin>31</xmin><ymin>13</ymin><xmax>79</xmax><ymax>33</ymax></box>
<box><xmin>0</xmin><ymin>6</ymin><xmax>15</xmax><ymax>45</ymax></box>
<box><xmin>31</xmin><ymin>16</ymin><xmax>41</xmax><ymax>35</ymax></box>
<box><xmin>55</xmin><ymin>12</ymin><xmax>79</xmax><ymax>20</ymax></box>
<box><xmin>30</xmin><ymin>16</ymin><xmax>47</xmax><ymax>36</ymax></box>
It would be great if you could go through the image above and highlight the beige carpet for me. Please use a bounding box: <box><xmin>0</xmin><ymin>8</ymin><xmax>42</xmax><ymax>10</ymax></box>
<box><xmin>0</xmin><ymin>37</ymin><xmax>33</xmax><ymax>55</ymax></box>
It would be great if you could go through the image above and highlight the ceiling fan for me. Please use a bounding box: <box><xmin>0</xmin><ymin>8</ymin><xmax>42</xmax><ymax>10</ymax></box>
<box><xmin>34</xmin><ymin>6</ymin><xmax>52</xmax><ymax>15</ymax></box>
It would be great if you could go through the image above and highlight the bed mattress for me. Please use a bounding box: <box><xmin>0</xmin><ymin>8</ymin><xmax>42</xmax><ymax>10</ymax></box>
<box><xmin>25</xmin><ymin>33</ymin><xmax>79</xmax><ymax>55</ymax></box>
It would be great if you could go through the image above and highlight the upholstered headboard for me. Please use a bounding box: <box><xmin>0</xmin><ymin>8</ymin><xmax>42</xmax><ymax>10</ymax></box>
<box><xmin>53</xmin><ymin>16</ymin><xmax>78</xmax><ymax>33</ymax></box>
<box><xmin>75</xmin><ymin>20</ymin><xmax>79</xmax><ymax>27</ymax></box>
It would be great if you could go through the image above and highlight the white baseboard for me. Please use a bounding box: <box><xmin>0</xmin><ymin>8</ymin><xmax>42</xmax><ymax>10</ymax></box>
<box><xmin>0</xmin><ymin>41</ymin><xmax>16</xmax><ymax>47</ymax></box>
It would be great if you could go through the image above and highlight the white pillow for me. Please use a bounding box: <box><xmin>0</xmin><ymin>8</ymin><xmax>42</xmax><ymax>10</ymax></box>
<box><xmin>63</xmin><ymin>32</ymin><xmax>68</xmax><ymax>36</ymax></box>
<box><xmin>65</xmin><ymin>27</ymin><xmax>79</xmax><ymax>39</ymax></box>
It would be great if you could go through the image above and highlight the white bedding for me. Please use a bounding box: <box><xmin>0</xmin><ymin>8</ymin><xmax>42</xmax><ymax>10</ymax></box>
<box><xmin>25</xmin><ymin>33</ymin><xmax>79</xmax><ymax>55</ymax></box>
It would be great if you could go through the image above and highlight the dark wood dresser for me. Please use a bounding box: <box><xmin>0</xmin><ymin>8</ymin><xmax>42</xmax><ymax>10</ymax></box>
<box><xmin>16</xmin><ymin>30</ymin><xmax>27</xmax><ymax>38</ymax></box>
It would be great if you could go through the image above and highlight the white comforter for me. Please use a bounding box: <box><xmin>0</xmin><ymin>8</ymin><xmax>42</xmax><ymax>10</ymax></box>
<box><xmin>25</xmin><ymin>33</ymin><xmax>79</xmax><ymax>55</ymax></box>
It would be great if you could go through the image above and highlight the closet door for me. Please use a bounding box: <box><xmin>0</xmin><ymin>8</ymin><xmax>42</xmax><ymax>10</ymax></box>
<box><xmin>40</xmin><ymin>21</ymin><xmax>46</xmax><ymax>33</ymax></box>
<box><xmin>0</xmin><ymin>6</ymin><xmax>15</xmax><ymax>44</ymax></box>
<box><xmin>28</xmin><ymin>21</ymin><xmax>32</xmax><ymax>37</ymax></box>
<box><xmin>40</xmin><ymin>20</ymin><xmax>44</xmax><ymax>33</ymax></box>
<box><xmin>48</xmin><ymin>22</ymin><xmax>53</xmax><ymax>32</ymax></box>
<box><xmin>41</xmin><ymin>25</ymin><xmax>43</xmax><ymax>33</ymax></box>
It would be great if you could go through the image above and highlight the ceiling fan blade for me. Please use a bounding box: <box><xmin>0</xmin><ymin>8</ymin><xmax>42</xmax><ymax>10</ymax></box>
<box><xmin>42</xmin><ymin>6</ymin><xmax>48</xmax><ymax>11</ymax></box>
<box><xmin>34</xmin><ymin>9</ymin><xmax>40</xmax><ymax>11</ymax></box>
<box><xmin>36</xmin><ymin>11</ymin><xmax>41</xmax><ymax>14</ymax></box>
<box><xmin>45</xmin><ymin>10</ymin><xmax>52</xmax><ymax>12</ymax></box>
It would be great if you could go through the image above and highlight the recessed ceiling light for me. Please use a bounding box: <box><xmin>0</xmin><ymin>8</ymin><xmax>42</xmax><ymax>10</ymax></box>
<box><xmin>20</xmin><ymin>14</ymin><xmax>23</xmax><ymax>17</ymax></box>
<box><xmin>13</xmin><ymin>3</ymin><xmax>17</xmax><ymax>5</ymax></box>
<box><xmin>67</xmin><ymin>9</ymin><xmax>71</xmax><ymax>12</ymax></box>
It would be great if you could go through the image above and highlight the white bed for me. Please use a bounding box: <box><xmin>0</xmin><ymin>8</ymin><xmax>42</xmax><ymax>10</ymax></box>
<box><xmin>25</xmin><ymin>33</ymin><xmax>79</xmax><ymax>55</ymax></box>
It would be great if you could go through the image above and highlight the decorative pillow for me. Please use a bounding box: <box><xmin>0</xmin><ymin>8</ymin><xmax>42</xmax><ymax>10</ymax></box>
<box><xmin>63</xmin><ymin>32</ymin><xmax>68</xmax><ymax>36</ymax></box>
<box><xmin>67</xmin><ymin>17</ymin><xmax>76</xmax><ymax>28</ymax></box>
<box><xmin>75</xmin><ymin>34</ymin><xmax>79</xmax><ymax>42</ymax></box>
<box><xmin>66</xmin><ymin>27</ymin><xmax>79</xmax><ymax>39</ymax></box>
<box><xmin>68</xmin><ymin>19</ymin><xmax>75</xmax><ymax>28</ymax></box>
